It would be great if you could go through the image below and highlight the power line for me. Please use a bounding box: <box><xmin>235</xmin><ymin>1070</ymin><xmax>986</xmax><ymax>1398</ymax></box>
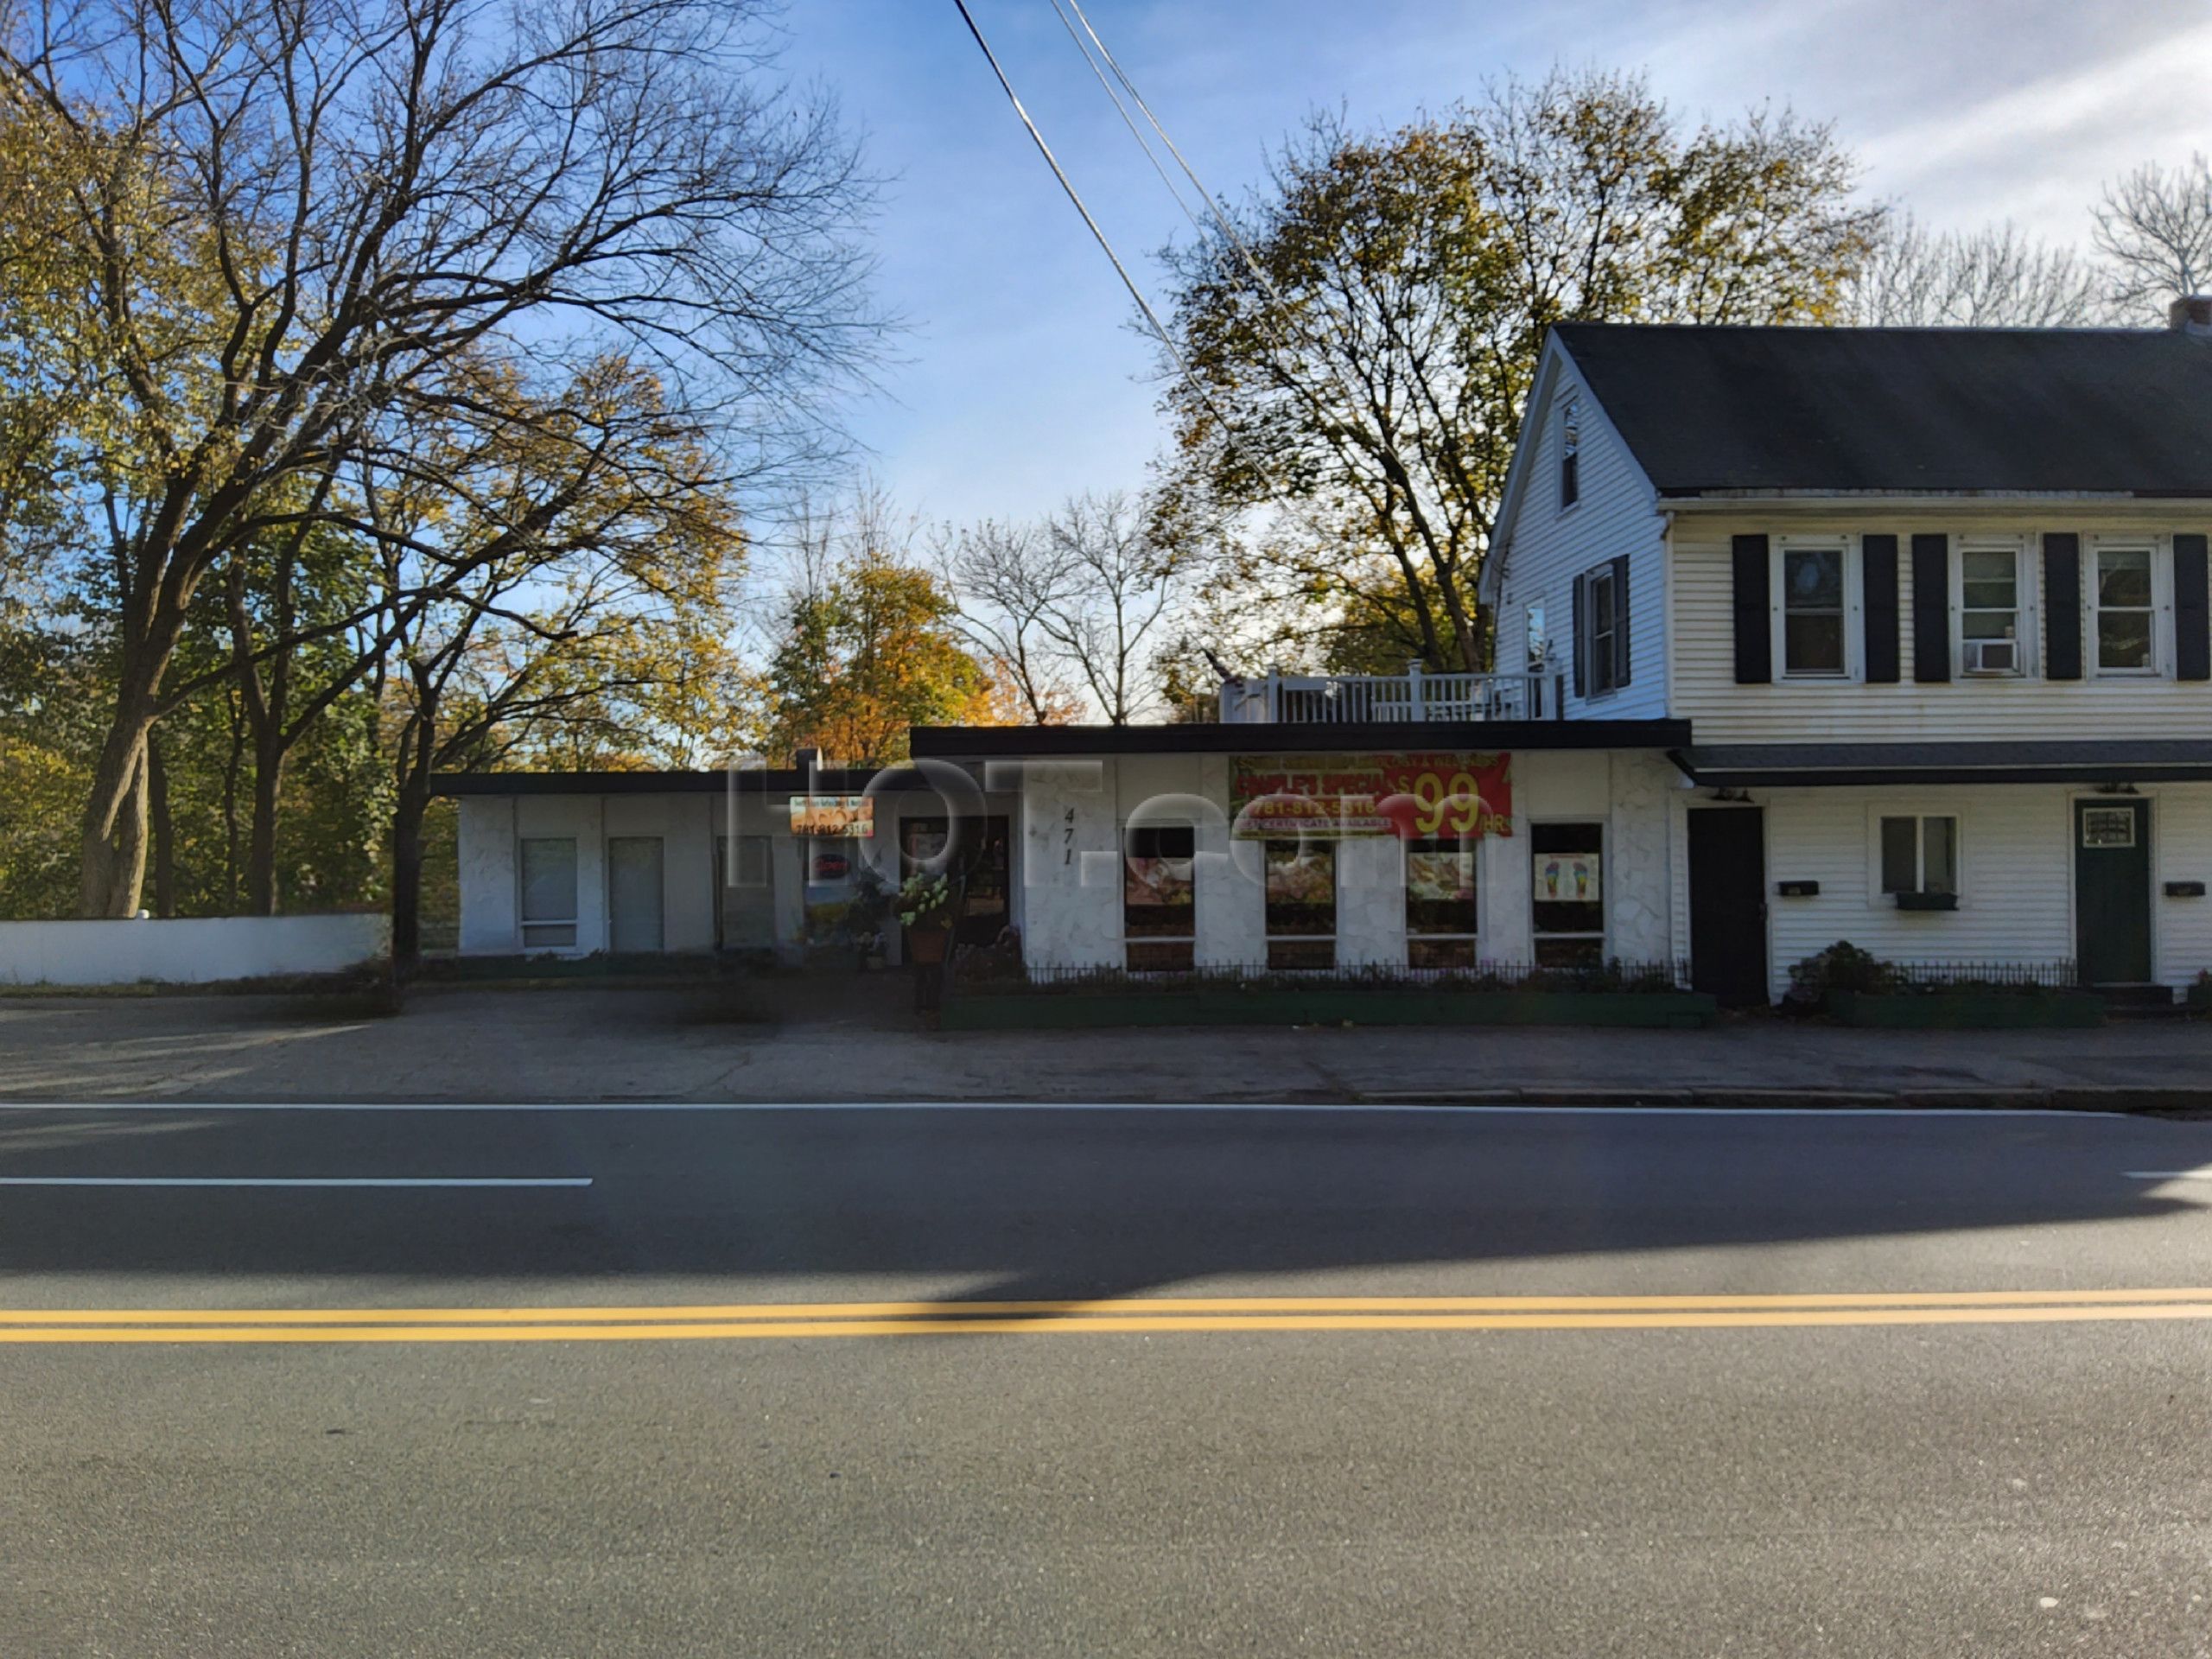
<box><xmin>1058</xmin><ymin>0</ymin><xmax>1295</xmax><ymax>320</ymax></box>
<box><xmin>948</xmin><ymin>0</ymin><xmax>1189</xmax><ymax>381</ymax></box>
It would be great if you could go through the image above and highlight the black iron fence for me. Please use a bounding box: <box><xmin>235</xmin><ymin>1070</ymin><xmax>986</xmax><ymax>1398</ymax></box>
<box><xmin>1788</xmin><ymin>944</ymin><xmax>2082</xmax><ymax>1001</ymax></box>
<box><xmin>948</xmin><ymin>956</ymin><xmax>1695</xmax><ymax>998</ymax></box>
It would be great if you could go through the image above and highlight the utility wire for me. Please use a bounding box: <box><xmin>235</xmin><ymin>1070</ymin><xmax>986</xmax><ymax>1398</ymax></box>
<box><xmin>1058</xmin><ymin>0</ymin><xmax>1296</xmax><ymax>318</ymax></box>
<box><xmin>950</xmin><ymin>0</ymin><xmax>1192</xmax><ymax>385</ymax></box>
<box><xmin>1045</xmin><ymin>0</ymin><xmax>1210</xmax><ymax>241</ymax></box>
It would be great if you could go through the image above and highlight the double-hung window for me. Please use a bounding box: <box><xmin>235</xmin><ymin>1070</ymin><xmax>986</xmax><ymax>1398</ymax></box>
<box><xmin>1124</xmin><ymin>824</ymin><xmax>1196</xmax><ymax>972</ymax></box>
<box><xmin>518</xmin><ymin>836</ymin><xmax>578</xmax><ymax>949</ymax></box>
<box><xmin>2093</xmin><ymin>543</ymin><xmax>2158</xmax><ymax>674</ymax></box>
<box><xmin>1878</xmin><ymin>815</ymin><xmax>1958</xmax><ymax>904</ymax></box>
<box><xmin>1574</xmin><ymin>557</ymin><xmax>1629</xmax><ymax>699</ymax></box>
<box><xmin>1586</xmin><ymin>565</ymin><xmax>1619</xmax><ymax>696</ymax></box>
<box><xmin>1530</xmin><ymin>821</ymin><xmax>1605</xmax><ymax>968</ymax></box>
<box><xmin>1776</xmin><ymin>542</ymin><xmax>1851</xmax><ymax>678</ymax></box>
<box><xmin>1264</xmin><ymin>840</ymin><xmax>1337</xmax><ymax>970</ymax></box>
<box><xmin>1956</xmin><ymin>538</ymin><xmax>2028</xmax><ymax>676</ymax></box>
<box><xmin>1404</xmin><ymin>838</ymin><xmax>1478</xmax><ymax>970</ymax></box>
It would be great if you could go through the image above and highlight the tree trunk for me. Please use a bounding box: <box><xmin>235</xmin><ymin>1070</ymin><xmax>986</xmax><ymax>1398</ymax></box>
<box><xmin>245</xmin><ymin>739</ymin><xmax>285</xmax><ymax>916</ymax></box>
<box><xmin>221</xmin><ymin>692</ymin><xmax>245</xmax><ymax>912</ymax></box>
<box><xmin>76</xmin><ymin>708</ymin><xmax>153</xmax><ymax>918</ymax></box>
<box><xmin>391</xmin><ymin>776</ymin><xmax>429</xmax><ymax>970</ymax></box>
<box><xmin>148</xmin><ymin>732</ymin><xmax>176</xmax><ymax>918</ymax></box>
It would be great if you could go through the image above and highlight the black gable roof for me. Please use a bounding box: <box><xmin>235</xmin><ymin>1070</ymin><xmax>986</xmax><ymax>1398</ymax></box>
<box><xmin>1552</xmin><ymin>322</ymin><xmax>2212</xmax><ymax>497</ymax></box>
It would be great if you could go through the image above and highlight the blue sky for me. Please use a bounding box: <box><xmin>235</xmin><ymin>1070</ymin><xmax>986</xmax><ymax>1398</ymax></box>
<box><xmin>777</xmin><ymin>0</ymin><xmax>2212</xmax><ymax>529</ymax></box>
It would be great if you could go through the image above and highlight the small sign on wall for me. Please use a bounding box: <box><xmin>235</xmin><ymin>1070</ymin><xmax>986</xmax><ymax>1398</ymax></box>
<box><xmin>790</xmin><ymin>795</ymin><xmax>875</xmax><ymax>837</ymax></box>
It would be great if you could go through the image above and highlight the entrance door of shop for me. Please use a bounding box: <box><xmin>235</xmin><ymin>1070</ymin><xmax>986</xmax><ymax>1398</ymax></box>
<box><xmin>1688</xmin><ymin>807</ymin><xmax>1767</xmax><ymax>1007</ymax></box>
<box><xmin>902</xmin><ymin>816</ymin><xmax>1014</xmax><ymax>947</ymax></box>
<box><xmin>2075</xmin><ymin>798</ymin><xmax>2152</xmax><ymax>985</ymax></box>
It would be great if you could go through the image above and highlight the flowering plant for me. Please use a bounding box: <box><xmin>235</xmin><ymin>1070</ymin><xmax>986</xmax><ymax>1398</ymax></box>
<box><xmin>895</xmin><ymin>873</ymin><xmax>955</xmax><ymax>928</ymax></box>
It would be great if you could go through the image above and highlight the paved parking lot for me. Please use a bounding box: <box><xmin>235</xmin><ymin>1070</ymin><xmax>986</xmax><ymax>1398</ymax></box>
<box><xmin>3</xmin><ymin>982</ymin><xmax>2210</xmax><ymax>1104</ymax></box>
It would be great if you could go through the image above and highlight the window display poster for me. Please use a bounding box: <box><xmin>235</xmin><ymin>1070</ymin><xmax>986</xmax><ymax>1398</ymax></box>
<box><xmin>1534</xmin><ymin>851</ymin><xmax>1601</xmax><ymax>904</ymax></box>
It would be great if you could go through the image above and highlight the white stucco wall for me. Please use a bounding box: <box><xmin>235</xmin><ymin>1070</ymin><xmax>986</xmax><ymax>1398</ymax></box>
<box><xmin>1017</xmin><ymin>760</ymin><xmax>1120</xmax><ymax>970</ymax></box>
<box><xmin>0</xmin><ymin>914</ymin><xmax>389</xmax><ymax>985</ymax></box>
<box><xmin>1190</xmin><ymin>753</ymin><xmax>1264</xmax><ymax>968</ymax></box>
<box><xmin>457</xmin><ymin>797</ymin><xmax>518</xmax><ymax>952</ymax></box>
<box><xmin>1335</xmin><ymin>836</ymin><xmax>1407</xmax><ymax>967</ymax></box>
<box><xmin>1608</xmin><ymin>750</ymin><xmax>1678</xmax><ymax>965</ymax></box>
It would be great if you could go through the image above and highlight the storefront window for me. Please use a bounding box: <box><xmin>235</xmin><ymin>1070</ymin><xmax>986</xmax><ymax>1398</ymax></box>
<box><xmin>1531</xmin><ymin>821</ymin><xmax>1604</xmax><ymax>968</ymax></box>
<box><xmin>802</xmin><ymin>838</ymin><xmax>864</xmax><ymax>944</ymax></box>
<box><xmin>1405</xmin><ymin>838</ymin><xmax>1478</xmax><ymax>970</ymax></box>
<box><xmin>1124</xmin><ymin>824</ymin><xmax>1195</xmax><ymax>972</ymax></box>
<box><xmin>1265</xmin><ymin>840</ymin><xmax>1337</xmax><ymax>970</ymax></box>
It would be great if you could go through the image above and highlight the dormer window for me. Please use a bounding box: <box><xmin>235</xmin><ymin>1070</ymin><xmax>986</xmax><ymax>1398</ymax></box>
<box><xmin>1559</xmin><ymin>395</ymin><xmax>1580</xmax><ymax>509</ymax></box>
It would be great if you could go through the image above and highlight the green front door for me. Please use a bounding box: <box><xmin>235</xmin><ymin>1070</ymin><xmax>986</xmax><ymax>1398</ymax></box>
<box><xmin>2074</xmin><ymin>798</ymin><xmax>2152</xmax><ymax>985</ymax></box>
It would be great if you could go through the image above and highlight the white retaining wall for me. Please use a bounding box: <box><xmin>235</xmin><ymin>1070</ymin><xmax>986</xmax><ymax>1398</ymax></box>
<box><xmin>0</xmin><ymin>914</ymin><xmax>391</xmax><ymax>986</ymax></box>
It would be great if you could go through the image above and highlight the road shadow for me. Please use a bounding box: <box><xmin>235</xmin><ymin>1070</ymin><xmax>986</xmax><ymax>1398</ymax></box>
<box><xmin>0</xmin><ymin>1106</ymin><xmax>2204</xmax><ymax>1300</ymax></box>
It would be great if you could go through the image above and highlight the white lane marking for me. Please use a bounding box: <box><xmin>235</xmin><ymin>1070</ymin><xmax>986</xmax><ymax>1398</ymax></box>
<box><xmin>2126</xmin><ymin>1168</ymin><xmax>2212</xmax><ymax>1180</ymax></box>
<box><xmin>0</xmin><ymin>1176</ymin><xmax>590</xmax><ymax>1188</ymax></box>
<box><xmin>0</xmin><ymin>1101</ymin><xmax>2134</xmax><ymax>1119</ymax></box>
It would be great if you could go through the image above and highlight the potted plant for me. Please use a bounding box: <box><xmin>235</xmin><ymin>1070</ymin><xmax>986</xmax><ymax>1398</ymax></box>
<box><xmin>896</xmin><ymin>874</ymin><xmax>957</xmax><ymax>964</ymax></box>
<box><xmin>849</xmin><ymin>868</ymin><xmax>891</xmax><ymax>969</ymax></box>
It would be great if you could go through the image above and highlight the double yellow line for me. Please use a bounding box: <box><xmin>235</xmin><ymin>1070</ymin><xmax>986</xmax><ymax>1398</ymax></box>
<box><xmin>5</xmin><ymin>1288</ymin><xmax>2212</xmax><ymax>1343</ymax></box>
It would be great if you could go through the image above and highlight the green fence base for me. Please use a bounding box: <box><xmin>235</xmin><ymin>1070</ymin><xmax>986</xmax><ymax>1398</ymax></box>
<box><xmin>1826</xmin><ymin>989</ymin><xmax>2107</xmax><ymax>1029</ymax></box>
<box><xmin>940</xmin><ymin>988</ymin><xmax>1719</xmax><ymax>1032</ymax></box>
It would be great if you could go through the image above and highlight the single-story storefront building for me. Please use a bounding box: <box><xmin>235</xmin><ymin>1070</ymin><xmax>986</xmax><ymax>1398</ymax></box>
<box><xmin>435</xmin><ymin>716</ymin><xmax>1694</xmax><ymax>978</ymax></box>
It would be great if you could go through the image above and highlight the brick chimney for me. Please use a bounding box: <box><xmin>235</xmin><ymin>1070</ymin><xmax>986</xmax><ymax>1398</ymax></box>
<box><xmin>2168</xmin><ymin>295</ymin><xmax>2212</xmax><ymax>335</ymax></box>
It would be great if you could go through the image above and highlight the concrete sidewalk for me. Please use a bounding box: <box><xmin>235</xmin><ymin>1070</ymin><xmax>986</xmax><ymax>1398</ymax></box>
<box><xmin>3</xmin><ymin>982</ymin><xmax>2209</xmax><ymax>1109</ymax></box>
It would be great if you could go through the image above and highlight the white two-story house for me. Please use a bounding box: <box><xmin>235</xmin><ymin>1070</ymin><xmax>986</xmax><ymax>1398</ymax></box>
<box><xmin>1483</xmin><ymin>302</ymin><xmax>2212</xmax><ymax>1003</ymax></box>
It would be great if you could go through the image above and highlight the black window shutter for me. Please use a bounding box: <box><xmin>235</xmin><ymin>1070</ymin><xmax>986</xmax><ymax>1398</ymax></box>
<box><xmin>2176</xmin><ymin>534</ymin><xmax>2210</xmax><ymax>681</ymax></box>
<box><xmin>1861</xmin><ymin>534</ymin><xmax>1900</xmax><ymax>683</ymax></box>
<box><xmin>2044</xmin><ymin>533</ymin><xmax>2082</xmax><ymax>681</ymax></box>
<box><xmin>1611</xmin><ymin>555</ymin><xmax>1631</xmax><ymax>688</ymax></box>
<box><xmin>1731</xmin><ymin>535</ymin><xmax>1770</xmax><ymax>684</ymax></box>
<box><xmin>1571</xmin><ymin>572</ymin><xmax>1587</xmax><ymax>698</ymax></box>
<box><xmin>1910</xmin><ymin>534</ymin><xmax>1949</xmax><ymax>683</ymax></box>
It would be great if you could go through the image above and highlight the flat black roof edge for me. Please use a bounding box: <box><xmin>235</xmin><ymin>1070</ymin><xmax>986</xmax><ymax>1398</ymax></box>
<box><xmin>908</xmin><ymin>720</ymin><xmax>1693</xmax><ymax>757</ymax></box>
<box><xmin>431</xmin><ymin>767</ymin><xmax>919</xmax><ymax>797</ymax></box>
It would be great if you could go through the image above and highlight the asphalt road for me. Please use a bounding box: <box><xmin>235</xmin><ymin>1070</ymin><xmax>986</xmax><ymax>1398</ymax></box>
<box><xmin>3</xmin><ymin>1102</ymin><xmax>2212</xmax><ymax>1656</ymax></box>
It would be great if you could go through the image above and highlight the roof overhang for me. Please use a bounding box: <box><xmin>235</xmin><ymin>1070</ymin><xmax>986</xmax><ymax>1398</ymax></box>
<box><xmin>1670</xmin><ymin>741</ymin><xmax>2212</xmax><ymax>789</ymax></box>
<box><xmin>431</xmin><ymin>766</ymin><xmax>921</xmax><ymax>797</ymax></box>
<box><xmin>913</xmin><ymin>720</ymin><xmax>1692</xmax><ymax>760</ymax></box>
<box><xmin>1659</xmin><ymin>493</ymin><xmax>2212</xmax><ymax>512</ymax></box>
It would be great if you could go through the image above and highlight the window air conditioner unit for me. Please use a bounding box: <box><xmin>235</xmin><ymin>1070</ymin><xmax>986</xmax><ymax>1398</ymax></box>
<box><xmin>1961</xmin><ymin>638</ymin><xmax>2018</xmax><ymax>676</ymax></box>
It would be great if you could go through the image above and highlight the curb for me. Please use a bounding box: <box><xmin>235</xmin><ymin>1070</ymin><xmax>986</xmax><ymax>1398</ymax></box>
<box><xmin>1356</xmin><ymin>1084</ymin><xmax>2209</xmax><ymax>1114</ymax></box>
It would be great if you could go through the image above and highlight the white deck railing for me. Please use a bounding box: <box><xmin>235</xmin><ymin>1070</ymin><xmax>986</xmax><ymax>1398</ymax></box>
<box><xmin>1217</xmin><ymin>668</ymin><xmax>1560</xmax><ymax>724</ymax></box>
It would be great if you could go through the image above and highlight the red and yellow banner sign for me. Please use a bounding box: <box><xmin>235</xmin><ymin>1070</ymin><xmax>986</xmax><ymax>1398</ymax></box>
<box><xmin>1230</xmin><ymin>753</ymin><xmax>1512</xmax><ymax>840</ymax></box>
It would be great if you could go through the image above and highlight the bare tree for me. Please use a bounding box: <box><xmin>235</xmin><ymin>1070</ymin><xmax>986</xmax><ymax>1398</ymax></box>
<box><xmin>3</xmin><ymin>0</ymin><xmax>880</xmax><ymax>913</ymax></box>
<box><xmin>1844</xmin><ymin>215</ymin><xmax>2113</xmax><ymax>327</ymax></box>
<box><xmin>2094</xmin><ymin>155</ymin><xmax>2212</xmax><ymax>318</ymax></box>
<box><xmin>1038</xmin><ymin>492</ymin><xmax>1180</xmax><ymax>727</ymax></box>
<box><xmin>940</xmin><ymin>518</ymin><xmax>1084</xmax><ymax>724</ymax></box>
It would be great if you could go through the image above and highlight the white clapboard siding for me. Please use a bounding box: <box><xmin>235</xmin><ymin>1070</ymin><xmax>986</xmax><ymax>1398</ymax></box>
<box><xmin>1760</xmin><ymin>785</ymin><xmax>2075</xmax><ymax>1001</ymax></box>
<box><xmin>2153</xmin><ymin>786</ymin><xmax>2212</xmax><ymax>986</ymax></box>
<box><xmin>1672</xmin><ymin>511</ymin><xmax>2212</xmax><ymax>741</ymax></box>
<box><xmin>1491</xmin><ymin>365</ymin><xmax>1668</xmax><ymax>720</ymax></box>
